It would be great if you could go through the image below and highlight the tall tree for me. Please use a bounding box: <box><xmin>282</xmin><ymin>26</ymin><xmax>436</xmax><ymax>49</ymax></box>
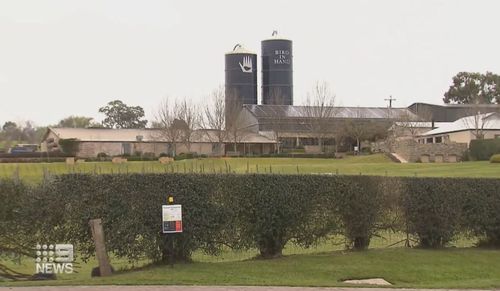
<box><xmin>443</xmin><ymin>72</ymin><xmax>500</xmax><ymax>104</ymax></box>
<box><xmin>98</xmin><ymin>100</ymin><xmax>148</xmax><ymax>128</ymax></box>
<box><xmin>225</xmin><ymin>90</ymin><xmax>244</xmax><ymax>153</ymax></box>
<box><xmin>57</xmin><ymin>116</ymin><xmax>94</xmax><ymax>128</ymax></box>
<box><xmin>154</xmin><ymin>98</ymin><xmax>182</xmax><ymax>156</ymax></box>
<box><xmin>266</xmin><ymin>88</ymin><xmax>287</xmax><ymax>153</ymax></box>
<box><xmin>201</xmin><ymin>86</ymin><xmax>228</xmax><ymax>156</ymax></box>
<box><xmin>178</xmin><ymin>99</ymin><xmax>199</xmax><ymax>153</ymax></box>
<box><xmin>1</xmin><ymin>121</ymin><xmax>22</xmax><ymax>141</ymax></box>
<box><xmin>303</xmin><ymin>81</ymin><xmax>338</xmax><ymax>152</ymax></box>
<box><xmin>345</xmin><ymin>108</ymin><xmax>369</xmax><ymax>152</ymax></box>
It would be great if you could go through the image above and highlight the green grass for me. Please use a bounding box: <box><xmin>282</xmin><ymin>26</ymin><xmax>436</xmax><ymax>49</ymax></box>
<box><xmin>1</xmin><ymin>232</ymin><xmax>488</xmax><ymax>288</ymax></box>
<box><xmin>1</xmin><ymin>154</ymin><xmax>499</xmax><ymax>183</ymax></box>
<box><xmin>3</xmin><ymin>248</ymin><xmax>500</xmax><ymax>288</ymax></box>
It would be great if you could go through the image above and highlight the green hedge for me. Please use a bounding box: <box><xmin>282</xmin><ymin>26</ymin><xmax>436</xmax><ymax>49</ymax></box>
<box><xmin>2</xmin><ymin>174</ymin><xmax>500</xmax><ymax>264</ymax></box>
<box><xmin>469</xmin><ymin>139</ymin><xmax>500</xmax><ymax>160</ymax></box>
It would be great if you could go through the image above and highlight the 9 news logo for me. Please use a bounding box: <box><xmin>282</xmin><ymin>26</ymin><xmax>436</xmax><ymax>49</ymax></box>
<box><xmin>35</xmin><ymin>243</ymin><xmax>74</xmax><ymax>274</ymax></box>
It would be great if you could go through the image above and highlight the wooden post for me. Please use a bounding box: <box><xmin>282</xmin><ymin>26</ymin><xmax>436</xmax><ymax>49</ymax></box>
<box><xmin>89</xmin><ymin>218</ymin><xmax>113</xmax><ymax>276</ymax></box>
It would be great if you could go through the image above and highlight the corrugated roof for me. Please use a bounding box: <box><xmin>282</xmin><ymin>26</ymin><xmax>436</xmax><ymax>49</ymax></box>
<box><xmin>420</xmin><ymin>112</ymin><xmax>500</xmax><ymax>136</ymax></box>
<box><xmin>393</xmin><ymin>121</ymin><xmax>453</xmax><ymax>128</ymax></box>
<box><xmin>47</xmin><ymin>128</ymin><xmax>276</xmax><ymax>144</ymax></box>
<box><xmin>244</xmin><ymin>105</ymin><xmax>418</xmax><ymax>120</ymax></box>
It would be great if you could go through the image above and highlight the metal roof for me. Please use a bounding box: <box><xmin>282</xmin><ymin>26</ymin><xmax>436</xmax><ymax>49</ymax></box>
<box><xmin>420</xmin><ymin>112</ymin><xmax>500</xmax><ymax>136</ymax></box>
<box><xmin>244</xmin><ymin>105</ymin><xmax>418</xmax><ymax>120</ymax></box>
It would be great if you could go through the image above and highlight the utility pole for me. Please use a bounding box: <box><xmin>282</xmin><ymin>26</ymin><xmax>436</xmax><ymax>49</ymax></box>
<box><xmin>385</xmin><ymin>96</ymin><xmax>396</xmax><ymax>108</ymax></box>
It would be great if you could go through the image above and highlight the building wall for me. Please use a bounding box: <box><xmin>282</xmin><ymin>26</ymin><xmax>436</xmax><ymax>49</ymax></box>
<box><xmin>76</xmin><ymin>142</ymin><xmax>217</xmax><ymax>158</ymax></box>
<box><xmin>419</xmin><ymin>130</ymin><xmax>500</xmax><ymax>146</ymax></box>
<box><xmin>78</xmin><ymin>142</ymin><xmax>123</xmax><ymax>157</ymax></box>
<box><xmin>393</xmin><ymin>140</ymin><xmax>467</xmax><ymax>163</ymax></box>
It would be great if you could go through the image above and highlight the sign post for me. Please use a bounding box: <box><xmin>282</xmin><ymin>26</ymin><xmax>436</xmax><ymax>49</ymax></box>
<box><xmin>162</xmin><ymin>195</ymin><xmax>182</xmax><ymax>267</ymax></box>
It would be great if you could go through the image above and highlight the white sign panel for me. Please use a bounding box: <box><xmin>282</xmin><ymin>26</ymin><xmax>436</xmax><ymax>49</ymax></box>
<box><xmin>162</xmin><ymin>204</ymin><xmax>183</xmax><ymax>233</ymax></box>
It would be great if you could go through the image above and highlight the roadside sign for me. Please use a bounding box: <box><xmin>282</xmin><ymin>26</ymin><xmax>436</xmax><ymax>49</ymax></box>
<box><xmin>162</xmin><ymin>204</ymin><xmax>183</xmax><ymax>233</ymax></box>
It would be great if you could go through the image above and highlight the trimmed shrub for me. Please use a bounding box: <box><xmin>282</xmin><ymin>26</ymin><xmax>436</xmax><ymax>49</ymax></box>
<box><xmin>174</xmin><ymin>153</ymin><xmax>196</xmax><ymax>161</ymax></box>
<box><xmin>462</xmin><ymin>178</ymin><xmax>500</xmax><ymax>247</ymax></box>
<box><xmin>402</xmin><ymin>178</ymin><xmax>465</xmax><ymax>248</ymax></box>
<box><xmin>97</xmin><ymin>152</ymin><xmax>108</xmax><ymax>158</ymax></box>
<box><xmin>490</xmin><ymin>154</ymin><xmax>500</xmax><ymax>163</ymax></box>
<box><xmin>469</xmin><ymin>139</ymin><xmax>500</xmax><ymax>160</ymax></box>
<box><xmin>36</xmin><ymin>173</ymin><xmax>230</xmax><ymax>262</ymax></box>
<box><xmin>4</xmin><ymin>173</ymin><xmax>500</xmax><ymax>266</ymax></box>
<box><xmin>225</xmin><ymin>174</ymin><xmax>339</xmax><ymax>258</ymax></box>
<box><xmin>58</xmin><ymin>138</ymin><xmax>80</xmax><ymax>156</ymax></box>
<box><xmin>336</xmin><ymin>176</ymin><xmax>401</xmax><ymax>250</ymax></box>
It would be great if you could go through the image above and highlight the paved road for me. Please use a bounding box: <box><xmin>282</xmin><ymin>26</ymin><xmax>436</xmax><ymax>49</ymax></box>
<box><xmin>0</xmin><ymin>287</ymin><xmax>492</xmax><ymax>291</ymax></box>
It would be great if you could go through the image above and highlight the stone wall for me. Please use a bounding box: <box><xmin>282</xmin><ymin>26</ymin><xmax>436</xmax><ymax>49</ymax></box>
<box><xmin>392</xmin><ymin>140</ymin><xmax>467</xmax><ymax>163</ymax></box>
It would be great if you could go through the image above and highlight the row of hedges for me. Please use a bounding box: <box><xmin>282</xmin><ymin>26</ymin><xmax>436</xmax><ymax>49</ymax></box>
<box><xmin>2</xmin><ymin>174</ymin><xmax>500</xmax><ymax>264</ymax></box>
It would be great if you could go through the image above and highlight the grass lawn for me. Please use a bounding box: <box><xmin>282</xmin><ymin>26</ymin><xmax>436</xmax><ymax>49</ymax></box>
<box><xmin>2</xmin><ymin>248</ymin><xmax>500</xmax><ymax>289</ymax></box>
<box><xmin>1</xmin><ymin>154</ymin><xmax>499</xmax><ymax>183</ymax></box>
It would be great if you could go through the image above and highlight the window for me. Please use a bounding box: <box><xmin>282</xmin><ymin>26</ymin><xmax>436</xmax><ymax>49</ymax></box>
<box><xmin>426</xmin><ymin>137</ymin><xmax>433</xmax><ymax>144</ymax></box>
<box><xmin>435</xmin><ymin>136</ymin><xmax>442</xmax><ymax>143</ymax></box>
<box><xmin>212</xmin><ymin>143</ymin><xmax>222</xmax><ymax>154</ymax></box>
<box><xmin>122</xmin><ymin>143</ymin><xmax>132</xmax><ymax>155</ymax></box>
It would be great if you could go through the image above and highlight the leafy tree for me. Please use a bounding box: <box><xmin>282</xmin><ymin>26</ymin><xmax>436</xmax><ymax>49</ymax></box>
<box><xmin>443</xmin><ymin>72</ymin><xmax>500</xmax><ymax>104</ymax></box>
<box><xmin>1</xmin><ymin>121</ymin><xmax>22</xmax><ymax>141</ymax></box>
<box><xmin>57</xmin><ymin>116</ymin><xmax>94</xmax><ymax>128</ymax></box>
<box><xmin>2</xmin><ymin>121</ymin><xmax>17</xmax><ymax>131</ymax></box>
<box><xmin>98</xmin><ymin>100</ymin><xmax>148</xmax><ymax>128</ymax></box>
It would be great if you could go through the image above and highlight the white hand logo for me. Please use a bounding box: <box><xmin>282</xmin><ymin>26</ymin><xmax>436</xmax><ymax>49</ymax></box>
<box><xmin>239</xmin><ymin>56</ymin><xmax>253</xmax><ymax>73</ymax></box>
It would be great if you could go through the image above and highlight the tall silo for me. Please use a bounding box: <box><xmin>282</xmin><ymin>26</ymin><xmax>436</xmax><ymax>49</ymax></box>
<box><xmin>225</xmin><ymin>44</ymin><xmax>257</xmax><ymax>110</ymax></box>
<box><xmin>261</xmin><ymin>31</ymin><xmax>293</xmax><ymax>105</ymax></box>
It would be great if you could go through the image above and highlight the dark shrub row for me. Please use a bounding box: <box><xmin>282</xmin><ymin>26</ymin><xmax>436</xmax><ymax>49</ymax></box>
<box><xmin>2</xmin><ymin>174</ymin><xmax>500</xmax><ymax>263</ymax></box>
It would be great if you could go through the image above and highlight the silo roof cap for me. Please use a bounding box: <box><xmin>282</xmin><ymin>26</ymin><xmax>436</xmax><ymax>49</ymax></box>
<box><xmin>262</xmin><ymin>30</ymin><xmax>291</xmax><ymax>41</ymax></box>
<box><xmin>225</xmin><ymin>44</ymin><xmax>256</xmax><ymax>55</ymax></box>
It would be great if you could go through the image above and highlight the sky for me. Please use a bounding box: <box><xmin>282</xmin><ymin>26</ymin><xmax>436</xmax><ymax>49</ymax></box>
<box><xmin>1</xmin><ymin>0</ymin><xmax>500</xmax><ymax>127</ymax></box>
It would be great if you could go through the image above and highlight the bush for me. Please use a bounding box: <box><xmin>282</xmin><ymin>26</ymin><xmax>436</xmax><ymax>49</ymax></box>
<box><xmin>490</xmin><ymin>154</ymin><xmax>500</xmax><ymax>163</ymax></box>
<box><xmin>469</xmin><ymin>139</ymin><xmax>500</xmax><ymax>160</ymax></box>
<box><xmin>4</xmin><ymin>174</ymin><xmax>500</xmax><ymax>266</ymax></box>
<box><xmin>225</xmin><ymin>175</ymin><xmax>339</xmax><ymax>258</ymax></box>
<box><xmin>36</xmin><ymin>173</ymin><xmax>229</xmax><ymax>262</ymax></box>
<box><xmin>174</xmin><ymin>153</ymin><xmax>196</xmax><ymax>161</ymax></box>
<box><xmin>58</xmin><ymin>138</ymin><xmax>80</xmax><ymax>156</ymax></box>
<box><xmin>462</xmin><ymin>179</ymin><xmax>500</xmax><ymax>247</ymax></box>
<box><xmin>402</xmin><ymin>178</ymin><xmax>465</xmax><ymax>248</ymax></box>
<box><xmin>97</xmin><ymin>152</ymin><xmax>108</xmax><ymax>158</ymax></box>
<box><xmin>335</xmin><ymin>176</ymin><xmax>399</xmax><ymax>250</ymax></box>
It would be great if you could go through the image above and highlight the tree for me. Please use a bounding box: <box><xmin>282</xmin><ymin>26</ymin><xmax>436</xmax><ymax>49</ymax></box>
<box><xmin>225</xmin><ymin>90</ymin><xmax>244</xmax><ymax>153</ymax></box>
<box><xmin>177</xmin><ymin>99</ymin><xmax>199</xmax><ymax>153</ymax></box>
<box><xmin>201</xmin><ymin>86</ymin><xmax>228</xmax><ymax>156</ymax></box>
<box><xmin>2</xmin><ymin>121</ymin><xmax>17</xmax><ymax>131</ymax></box>
<box><xmin>154</xmin><ymin>99</ymin><xmax>182</xmax><ymax>156</ymax></box>
<box><xmin>394</xmin><ymin>110</ymin><xmax>429</xmax><ymax>139</ymax></box>
<box><xmin>303</xmin><ymin>81</ymin><xmax>338</xmax><ymax>152</ymax></box>
<box><xmin>345</xmin><ymin>108</ymin><xmax>369</xmax><ymax>152</ymax></box>
<box><xmin>443</xmin><ymin>72</ymin><xmax>500</xmax><ymax>104</ymax></box>
<box><xmin>462</xmin><ymin>102</ymin><xmax>492</xmax><ymax>140</ymax></box>
<box><xmin>57</xmin><ymin>116</ymin><xmax>94</xmax><ymax>128</ymax></box>
<box><xmin>266</xmin><ymin>88</ymin><xmax>287</xmax><ymax>154</ymax></box>
<box><xmin>98</xmin><ymin>100</ymin><xmax>147</xmax><ymax>128</ymax></box>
